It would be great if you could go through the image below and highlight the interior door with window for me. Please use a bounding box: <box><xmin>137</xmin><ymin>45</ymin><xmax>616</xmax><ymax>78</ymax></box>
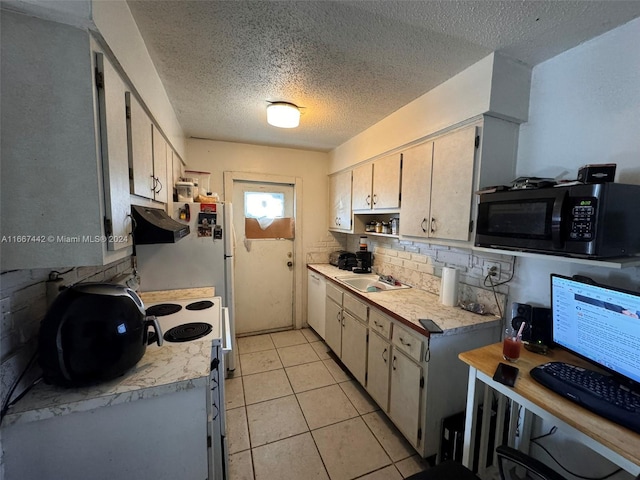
<box><xmin>232</xmin><ymin>181</ymin><xmax>295</xmax><ymax>335</ymax></box>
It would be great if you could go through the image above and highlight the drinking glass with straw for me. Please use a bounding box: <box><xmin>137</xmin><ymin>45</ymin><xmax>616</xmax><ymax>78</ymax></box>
<box><xmin>503</xmin><ymin>321</ymin><xmax>526</xmax><ymax>362</ymax></box>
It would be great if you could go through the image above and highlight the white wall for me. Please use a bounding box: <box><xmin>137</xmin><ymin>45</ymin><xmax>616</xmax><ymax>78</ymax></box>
<box><xmin>186</xmin><ymin>140</ymin><xmax>334</xmax><ymax>266</ymax></box>
<box><xmin>517</xmin><ymin>17</ymin><xmax>640</xmax><ymax>184</ymax></box>
<box><xmin>508</xmin><ymin>18</ymin><xmax>640</xmax><ymax>480</ymax></box>
<box><xmin>1</xmin><ymin>0</ymin><xmax>92</xmax><ymax>27</ymax></box>
<box><xmin>1</xmin><ymin>0</ymin><xmax>186</xmax><ymax>159</ymax></box>
<box><xmin>329</xmin><ymin>52</ymin><xmax>531</xmax><ymax>173</ymax></box>
<box><xmin>510</xmin><ymin>16</ymin><xmax>640</xmax><ymax>309</ymax></box>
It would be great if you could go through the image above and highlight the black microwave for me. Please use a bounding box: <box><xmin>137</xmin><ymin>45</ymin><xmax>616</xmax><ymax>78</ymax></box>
<box><xmin>475</xmin><ymin>183</ymin><xmax>640</xmax><ymax>258</ymax></box>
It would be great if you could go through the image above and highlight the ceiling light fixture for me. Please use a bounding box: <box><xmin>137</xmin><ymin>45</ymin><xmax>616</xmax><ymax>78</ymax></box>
<box><xmin>267</xmin><ymin>102</ymin><xmax>300</xmax><ymax>128</ymax></box>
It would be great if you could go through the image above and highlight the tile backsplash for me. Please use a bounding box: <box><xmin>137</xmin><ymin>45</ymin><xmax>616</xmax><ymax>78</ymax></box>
<box><xmin>331</xmin><ymin>234</ymin><xmax>514</xmax><ymax>318</ymax></box>
<box><xmin>0</xmin><ymin>257</ymin><xmax>134</xmax><ymax>415</ymax></box>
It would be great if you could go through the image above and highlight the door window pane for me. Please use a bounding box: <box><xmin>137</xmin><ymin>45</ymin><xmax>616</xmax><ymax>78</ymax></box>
<box><xmin>244</xmin><ymin>192</ymin><xmax>285</xmax><ymax>218</ymax></box>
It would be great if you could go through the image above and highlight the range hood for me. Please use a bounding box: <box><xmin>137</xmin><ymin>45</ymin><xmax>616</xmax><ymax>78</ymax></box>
<box><xmin>131</xmin><ymin>205</ymin><xmax>190</xmax><ymax>244</ymax></box>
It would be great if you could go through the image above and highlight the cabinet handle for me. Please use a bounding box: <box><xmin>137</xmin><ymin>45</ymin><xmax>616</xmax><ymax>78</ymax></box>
<box><xmin>342</xmin><ymin>318</ymin><xmax>345</xmax><ymax>327</ymax></box>
<box><xmin>155</xmin><ymin>176</ymin><xmax>163</xmax><ymax>194</ymax></box>
<box><xmin>392</xmin><ymin>355</ymin><xmax>397</xmax><ymax>370</ymax></box>
<box><xmin>335</xmin><ymin>217</ymin><xmax>340</xmax><ymax>226</ymax></box>
<box><xmin>151</xmin><ymin>175</ymin><xmax>157</xmax><ymax>192</ymax></box>
<box><xmin>366</xmin><ymin>194</ymin><xmax>371</xmax><ymax>206</ymax></box>
<box><xmin>336</xmin><ymin>312</ymin><xmax>341</xmax><ymax>323</ymax></box>
<box><xmin>374</xmin><ymin>320</ymin><xmax>383</xmax><ymax>329</ymax></box>
<box><xmin>382</xmin><ymin>348</ymin><xmax>388</xmax><ymax>363</ymax></box>
<box><xmin>430</xmin><ymin>217</ymin><xmax>436</xmax><ymax>233</ymax></box>
<box><xmin>421</xmin><ymin>218</ymin><xmax>427</xmax><ymax>233</ymax></box>
<box><xmin>373</xmin><ymin>194</ymin><xmax>378</xmax><ymax>205</ymax></box>
<box><xmin>399</xmin><ymin>337</ymin><xmax>411</xmax><ymax>347</ymax></box>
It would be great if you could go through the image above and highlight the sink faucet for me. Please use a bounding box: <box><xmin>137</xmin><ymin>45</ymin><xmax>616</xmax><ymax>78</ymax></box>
<box><xmin>378</xmin><ymin>275</ymin><xmax>397</xmax><ymax>286</ymax></box>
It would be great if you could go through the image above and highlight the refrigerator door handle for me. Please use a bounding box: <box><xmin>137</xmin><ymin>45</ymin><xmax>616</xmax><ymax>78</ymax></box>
<box><xmin>222</xmin><ymin>307</ymin><xmax>232</xmax><ymax>354</ymax></box>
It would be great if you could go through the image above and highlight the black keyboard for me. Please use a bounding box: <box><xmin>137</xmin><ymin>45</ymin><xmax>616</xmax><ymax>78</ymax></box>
<box><xmin>530</xmin><ymin>362</ymin><xmax>640</xmax><ymax>434</ymax></box>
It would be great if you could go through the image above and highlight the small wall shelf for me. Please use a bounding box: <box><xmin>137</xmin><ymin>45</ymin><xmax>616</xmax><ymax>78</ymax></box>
<box><xmin>473</xmin><ymin>246</ymin><xmax>640</xmax><ymax>269</ymax></box>
<box><xmin>353</xmin><ymin>212</ymin><xmax>400</xmax><ymax>237</ymax></box>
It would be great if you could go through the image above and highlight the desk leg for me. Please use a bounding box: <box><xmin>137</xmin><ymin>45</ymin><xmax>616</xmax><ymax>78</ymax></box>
<box><xmin>507</xmin><ymin>399</ymin><xmax>520</xmax><ymax>446</ymax></box>
<box><xmin>477</xmin><ymin>384</ymin><xmax>493</xmax><ymax>475</ymax></box>
<box><xmin>493</xmin><ymin>394</ymin><xmax>508</xmax><ymax>466</ymax></box>
<box><xmin>462</xmin><ymin>366</ymin><xmax>479</xmax><ymax>469</ymax></box>
<box><xmin>519</xmin><ymin>409</ymin><xmax>534</xmax><ymax>454</ymax></box>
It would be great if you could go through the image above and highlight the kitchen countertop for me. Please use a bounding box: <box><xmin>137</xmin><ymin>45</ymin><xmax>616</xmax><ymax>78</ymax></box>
<box><xmin>308</xmin><ymin>263</ymin><xmax>501</xmax><ymax>337</ymax></box>
<box><xmin>3</xmin><ymin>288</ymin><xmax>216</xmax><ymax>428</ymax></box>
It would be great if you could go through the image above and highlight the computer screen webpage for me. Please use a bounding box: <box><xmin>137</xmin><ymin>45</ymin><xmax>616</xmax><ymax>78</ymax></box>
<box><xmin>551</xmin><ymin>275</ymin><xmax>640</xmax><ymax>385</ymax></box>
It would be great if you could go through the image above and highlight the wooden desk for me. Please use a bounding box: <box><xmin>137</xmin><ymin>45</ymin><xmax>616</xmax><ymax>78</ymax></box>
<box><xmin>458</xmin><ymin>343</ymin><xmax>640</xmax><ymax>476</ymax></box>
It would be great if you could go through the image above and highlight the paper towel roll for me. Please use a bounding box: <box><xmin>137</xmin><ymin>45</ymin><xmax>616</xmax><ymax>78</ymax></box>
<box><xmin>440</xmin><ymin>267</ymin><xmax>460</xmax><ymax>306</ymax></box>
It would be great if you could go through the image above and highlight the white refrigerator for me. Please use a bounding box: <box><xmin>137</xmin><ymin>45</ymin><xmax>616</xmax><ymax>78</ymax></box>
<box><xmin>135</xmin><ymin>202</ymin><xmax>237</xmax><ymax>372</ymax></box>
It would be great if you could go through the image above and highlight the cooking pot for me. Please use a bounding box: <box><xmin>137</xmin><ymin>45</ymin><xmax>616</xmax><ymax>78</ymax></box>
<box><xmin>38</xmin><ymin>283</ymin><xmax>162</xmax><ymax>387</ymax></box>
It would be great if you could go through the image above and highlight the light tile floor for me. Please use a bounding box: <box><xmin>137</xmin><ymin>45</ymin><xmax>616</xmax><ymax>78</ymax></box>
<box><xmin>226</xmin><ymin>328</ymin><xmax>430</xmax><ymax>480</ymax></box>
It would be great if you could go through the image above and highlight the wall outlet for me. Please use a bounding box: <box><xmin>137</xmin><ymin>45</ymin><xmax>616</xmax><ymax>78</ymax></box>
<box><xmin>483</xmin><ymin>262</ymin><xmax>501</xmax><ymax>279</ymax></box>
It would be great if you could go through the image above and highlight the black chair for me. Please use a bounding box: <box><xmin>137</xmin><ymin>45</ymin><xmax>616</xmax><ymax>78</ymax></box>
<box><xmin>405</xmin><ymin>445</ymin><xmax>567</xmax><ymax>480</ymax></box>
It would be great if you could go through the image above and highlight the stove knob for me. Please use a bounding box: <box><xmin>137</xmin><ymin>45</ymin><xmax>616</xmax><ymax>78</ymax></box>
<box><xmin>211</xmin><ymin>358</ymin><xmax>220</xmax><ymax>371</ymax></box>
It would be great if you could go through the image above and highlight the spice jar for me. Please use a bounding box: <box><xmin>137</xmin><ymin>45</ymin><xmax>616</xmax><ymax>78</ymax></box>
<box><xmin>390</xmin><ymin>217</ymin><xmax>398</xmax><ymax>235</ymax></box>
<box><xmin>375</xmin><ymin>222</ymin><xmax>383</xmax><ymax>233</ymax></box>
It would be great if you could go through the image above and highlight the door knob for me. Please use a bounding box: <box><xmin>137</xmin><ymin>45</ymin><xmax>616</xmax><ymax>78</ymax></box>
<box><xmin>287</xmin><ymin>261</ymin><xmax>293</xmax><ymax>267</ymax></box>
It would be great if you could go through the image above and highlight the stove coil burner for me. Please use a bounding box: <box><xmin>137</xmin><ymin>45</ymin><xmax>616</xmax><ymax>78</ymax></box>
<box><xmin>185</xmin><ymin>300</ymin><xmax>214</xmax><ymax>311</ymax></box>
<box><xmin>163</xmin><ymin>322</ymin><xmax>213</xmax><ymax>342</ymax></box>
<box><xmin>146</xmin><ymin>303</ymin><xmax>182</xmax><ymax>317</ymax></box>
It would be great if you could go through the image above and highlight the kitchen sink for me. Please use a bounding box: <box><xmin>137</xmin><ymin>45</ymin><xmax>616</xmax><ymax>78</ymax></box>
<box><xmin>336</xmin><ymin>274</ymin><xmax>411</xmax><ymax>292</ymax></box>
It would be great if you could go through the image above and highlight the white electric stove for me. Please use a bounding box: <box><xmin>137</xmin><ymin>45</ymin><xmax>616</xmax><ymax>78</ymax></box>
<box><xmin>144</xmin><ymin>297</ymin><xmax>224</xmax><ymax>345</ymax></box>
<box><xmin>143</xmin><ymin>296</ymin><xmax>231</xmax><ymax>480</ymax></box>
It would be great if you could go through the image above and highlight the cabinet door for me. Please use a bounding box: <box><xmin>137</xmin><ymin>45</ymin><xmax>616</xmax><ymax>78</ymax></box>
<box><xmin>95</xmin><ymin>53</ymin><xmax>133</xmax><ymax>251</ymax></box>
<box><xmin>399</xmin><ymin>142</ymin><xmax>433</xmax><ymax>238</ymax></box>
<box><xmin>352</xmin><ymin>164</ymin><xmax>373</xmax><ymax>210</ymax></box>
<box><xmin>152</xmin><ymin>124</ymin><xmax>168</xmax><ymax>203</ymax></box>
<box><xmin>367</xmin><ymin>330</ymin><xmax>391</xmax><ymax>411</ymax></box>
<box><xmin>341</xmin><ymin>312</ymin><xmax>367</xmax><ymax>385</ymax></box>
<box><xmin>372</xmin><ymin>154</ymin><xmax>401</xmax><ymax>209</ymax></box>
<box><xmin>325</xmin><ymin>297</ymin><xmax>342</xmax><ymax>355</ymax></box>
<box><xmin>329</xmin><ymin>171</ymin><xmax>352</xmax><ymax>230</ymax></box>
<box><xmin>126</xmin><ymin>93</ymin><xmax>154</xmax><ymax>199</ymax></box>
<box><xmin>307</xmin><ymin>271</ymin><xmax>326</xmax><ymax>339</ymax></box>
<box><xmin>389</xmin><ymin>349</ymin><xmax>422</xmax><ymax>447</ymax></box>
<box><xmin>430</xmin><ymin>126</ymin><xmax>477</xmax><ymax>241</ymax></box>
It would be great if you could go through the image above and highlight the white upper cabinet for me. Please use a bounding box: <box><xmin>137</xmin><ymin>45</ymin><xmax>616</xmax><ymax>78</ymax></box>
<box><xmin>400</xmin><ymin>125</ymin><xmax>477</xmax><ymax>242</ymax></box>
<box><xmin>400</xmin><ymin>118</ymin><xmax>520</xmax><ymax>245</ymax></box>
<box><xmin>126</xmin><ymin>93</ymin><xmax>154</xmax><ymax>199</ymax></box>
<box><xmin>352</xmin><ymin>164</ymin><xmax>373</xmax><ymax>210</ymax></box>
<box><xmin>152</xmin><ymin>125</ymin><xmax>169</xmax><ymax>204</ymax></box>
<box><xmin>127</xmin><ymin>94</ymin><xmax>171</xmax><ymax>203</ymax></box>
<box><xmin>399</xmin><ymin>142</ymin><xmax>433</xmax><ymax>238</ymax></box>
<box><xmin>95</xmin><ymin>53</ymin><xmax>133</xmax><ymax>252</ymax></box>
<box><xmin>352</xmin><ymin>154</ymin><xmax>401</xmax><ymax>211</ymax></box>
<box><xmin>328</xmin><ymin>170</ymin><xmax>352</xmax><ymax>232</ymax></box>
<box><xmin>429</xmin><ymin>125</ymin><xmax>477</xmax><ymax>241</ymax></box>
<box><xmin>0</xmin><ymin>12</ymin><xmax>133</xmax><ymax>269</ymax></box>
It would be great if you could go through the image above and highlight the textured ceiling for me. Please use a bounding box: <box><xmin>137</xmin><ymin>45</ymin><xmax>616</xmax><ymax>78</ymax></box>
<box><xmin>127</xmin><ymin>1</ymin><xmax>640</xmax><ymax>152</ymax></box>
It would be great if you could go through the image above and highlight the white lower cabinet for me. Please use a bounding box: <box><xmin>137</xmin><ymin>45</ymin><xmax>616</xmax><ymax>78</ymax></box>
<box><xmin>325</xmin><ymin>292</ymin><xmax>343</xmax><ymax>355</ymax></box>
<box><xmin>341</xmin><ymin>311</ymin><xmax>368</xmax><ymax>385</ymax></box>
<box><xmin>319</xmin><ymin>277</ymin><xmax>500</xmax><ymax>459</ymax></box>
<box><xmin>366</xmin><ymin>330</ymin><xmax>391</xmax><ymax>411</ymax></box>
<box><xmin>324</xmin><ymin>283</ymin><xmax>368</xmax><ymax>385</ymax></box>
<box><xmin>389</xmin><ymin>348</ymin><xmax>424</xmax><ymax>447</ymax></box>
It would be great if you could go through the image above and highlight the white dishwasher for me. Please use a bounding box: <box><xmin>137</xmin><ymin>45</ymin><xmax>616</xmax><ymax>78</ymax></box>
<box><xmin>307</xmin><ymin>269</ymin><xmax>327</xmax><ymax>338</ymax></box>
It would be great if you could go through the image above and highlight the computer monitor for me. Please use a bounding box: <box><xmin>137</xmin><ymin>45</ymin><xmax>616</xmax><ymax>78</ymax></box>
<box><xmin>551</xmin><ymin>274</ymin><xmax>640</xmax><ymax>386</ymax></box>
